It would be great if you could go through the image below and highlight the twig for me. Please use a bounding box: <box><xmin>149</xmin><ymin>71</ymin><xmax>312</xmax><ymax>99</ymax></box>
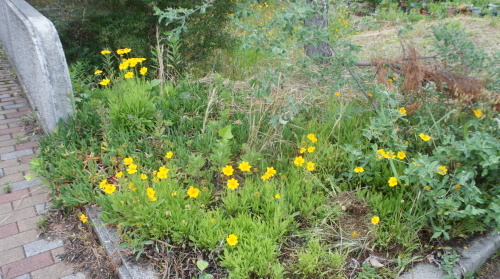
<box><xmin>0</xmin><ymin>187</ymin><xmax>42</xmax><ymax>225</ymax></box>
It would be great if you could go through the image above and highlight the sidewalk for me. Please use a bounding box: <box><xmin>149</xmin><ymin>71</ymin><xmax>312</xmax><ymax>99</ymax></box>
<box><xmin>0</xmin><ymin>47</ymin><xmax>83</xmax><ymax>279</ymax></box>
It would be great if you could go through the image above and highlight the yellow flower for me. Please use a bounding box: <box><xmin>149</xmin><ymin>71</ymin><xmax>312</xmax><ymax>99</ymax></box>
<box><xmin>126</xmin><ymin>164</ymin><xmax>138</xmax><ymax>174</ymax></box>
<box><xmin>388</xmin><ymin>177</ymin><xmax>398</xmax><ymax>187</ymax></box>
<box><xmin>119</xmin><ymin>62</ymin><xmax>129</xmax><ymax>70</ymax></box>
<box><xmin>354</xmin><ymin>167</ymin><xmax>364</xmax><ymax>173</ymax></box>
<box><xmin>424</xmin><ymin>185</ymin><xmax>432</xmax><ymax>190</ymax></box>
<box><xmin>265</xmin><ymin>167</ymin><xmax>277</xmax><ymax>176</ymax></box>
<box><xmin>455</xmin><ymin>184</ymin><xmax>461</xmax><ymax>189</ymax></box>
<box><xmin>299</xmin><ymin>147</ymin><xmax>307</xmax><ymax>154</ymax></box>
<box><xmin>123</xmin><ymin>157</ymin><xmax>133</xmax><ymax>165</ymax></box>
<box><xmin>334</xmin><ymin>92</ymin><xmax>341</xmax><ymax>96</ymax></box>
<box><xmin>99</xmin><ymin>179</ymin><xmax>108</xmax><ymax>189</ymax></box>
<box><xmin>103</xmin><ymin>184</ymin><xmax>116</xmax><ymax>194</ymax></box>
<box><xmin>101</xmin><ymin>50</ymin><xmax>111</xmax><ymax>55</ymax></box>
<box><xmin>165</xmin><ymin>151</ymin><xmax>173</xmax><ymax>159</ymax></box>
<box><xmin>140</xmin><ymin>67</ymin><xmax>148</xmax><ymax>75</ymax></box>
<box><xmin>147</xmin><ymin>187</ymin><xmax>157</xmax><ymax>201</ymax></box>
<box><xmin>80</xmin><ymin>214</ymin><xmax>88</xmax><ymax>223</ymax></box>
<box><xmin>187</xmin><ymin>186</ymin><xmax>200</xmax><ymax>198</ymax></box>
<box><xmin>275</xmin><ymin>194</ymin><xmax>281</xmax><ymax>199</ymax></box>
<box><xmin>261</xmin><ymin>173</ymin><xmax>271</xmax><ymax>181</ymax></box>
<box><xmin>399</xmin><ymin>107</ymin><xmax>407</xmax><ymax>115</ymax></box>
<box><xmin>99</xmin><ymin>79</ymin><xmax>110</xmax><ymax>86</ymax></box>
<box><xmin>94</xmin><ymin>70</ymin><xmax>103</xmax><ymax>75</ymax></box>
<box><xmin>371</xmin><ymin>216</ymin><xmax>380</xmax><ymax>225</ymax></box>
<box><xmin>307</xmin><ymin>146</ymin><xmax>316</xmax><ymax>153</ymax></box>
<box><xmin>473</xmin><ymin>109</ymin><xmax>483</xmax><ymax>118</ymax></box>
<box><xmin>367</xmin><ymin>93</ymin><xmax>373</xmax><ymax>97</ymax></box>
<box><xmin>238</xmin><ymin>161</ymin><xmax>252</xmax><ymax>172</ymax></box>
<box><xmin>419</xmin><ymin>133</ymin><xmax>431</xmax><ymax>141</ymax></box>
<box><xmin>124</xmin><ymin>72</ymin><xmax>134</xmax><ymax>79</ymax></box>
<box><xmin>294</xmin><ymin>156</ymin><xmax>305</xmax><ymax>167</ymax></box>
<box><xmin>152</xmin><ymin>177</ymin><xmax>159</xmax><ymax>182</ymax></box>
<box><xmin>117</xmin><ymin>48</ymin><xmax>132</xmax><ymax>55</ymax></box>
<box><xmin>227</xmin><ymin>178</ymin><xmax>239</xmax><ymax>190</ymax></box>
<box><xmin>397</xmin><ymin>151</ymin><xmax>406</xmax><ymax>160</ymax></box>
<box><xmin>306</xmin><ymin>162</ymin><xmax>315</xmax><ymax>171</ymax></box>
<box><xmin>116</xmin><ymin>171</ymin><xmax>123</xmax><ymax>178</ymax></box>
<box><xmin>437</xmin><ymin>165</ymin><xmax>448</xmax><ymax>175</ymax></box>
<box><xmin>352</xmin><ymin>231</ymin><xmax>358</xmax><ymax>237</ymax></box>
<box><xmin>157</xmin><ymin>166</ymin><xmax>169</xmax><ymax>179</ymax></box>
<box><xmin>226</xmin><ymin>234</ymin><xmax>238</xmax><ymax>246</ymax></box>
<box><xmin>307</xmin><ymin>133</ymin><xmax>318</xmax><ymax>143</ymax></box>
<box><xmin>222</xmin><ymin>165</ymin><xmax>234</xmax><ymax>176</ymax></box>
<box><xmin>171</xmin><ymin>191</ymin><xmax>177</xmax><ymax>196</ymax></box>
<box><xmin>141</xmin><ymin>173</ymin><xmax>148</xmax><ymax>180</ymax></box>
<box><xmin>210</xmin><ymin>218</ymin><xmax>216</xmax><ymax>223</ymax></box>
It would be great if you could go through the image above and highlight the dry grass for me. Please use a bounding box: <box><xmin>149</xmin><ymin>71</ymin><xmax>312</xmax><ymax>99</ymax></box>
<box><xmin>351</xmin><ymin>16</ymin><xmax>500</xmax><ymax>61</ymax></box>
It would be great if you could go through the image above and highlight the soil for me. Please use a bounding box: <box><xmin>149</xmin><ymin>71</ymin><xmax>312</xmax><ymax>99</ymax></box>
<box><xmin>475</xmin><ymin>251</ymin><xmax>500</xmax><ymax>279</ymax></box>
<box><xmin>41</xmin><ymin>211</ymin><xmax>119</xmax><ymax>279</ymax></box>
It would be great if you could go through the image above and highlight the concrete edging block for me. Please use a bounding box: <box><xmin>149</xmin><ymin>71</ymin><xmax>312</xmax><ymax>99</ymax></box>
<box><xmin>400</xmin><ymin>231</ymin><xmax>500</xmax><ymax>279</ymax></box>
<box><xmin>85</xmin><ymin>205</ymin><xmax>158</xmax><ymax>279</ymax></box>
<box><xmin>0</xmin><ymin>0</ymin><xmax>73</xmax><ymax>132</ymax></box>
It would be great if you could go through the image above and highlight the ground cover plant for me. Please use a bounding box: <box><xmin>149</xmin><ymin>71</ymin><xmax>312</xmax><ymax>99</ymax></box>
<box><xmin>32</xmin><ymin>1</ymin><xmax>499</xmax><ymax>278</ymax></box>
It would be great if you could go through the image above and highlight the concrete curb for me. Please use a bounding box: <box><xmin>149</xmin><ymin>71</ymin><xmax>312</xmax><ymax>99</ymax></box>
<box><xmin>400</xmin><ymin>231</ymin><xmax>500</xmax><ymax>279</ymax></box>
<box><xmin>0</xmin><ymin>0</ymin><xmax>73</xmax><ymax>132</ymax></box>
<box><xmin>84</xmin><ymin>205</ymin><xmax>157</xmax><ymax>279</ymax></box>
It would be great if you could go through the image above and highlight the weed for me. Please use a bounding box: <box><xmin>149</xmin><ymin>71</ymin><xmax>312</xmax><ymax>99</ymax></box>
<box><xmin>3</xmin><ymin>183</ymin><xmax>12</xmax><ymax>193</ymax></box>
<box><xmin>37</xmin><ymin>216</ymin><xmax>48</xmax><ymax>232</ymax></box>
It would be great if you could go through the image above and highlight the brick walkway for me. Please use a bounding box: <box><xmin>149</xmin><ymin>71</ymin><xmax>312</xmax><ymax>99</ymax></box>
<box><xmin>0</xmin><ymin>48</ymin><xmax>84</xmax><ymax>279</ymax></box>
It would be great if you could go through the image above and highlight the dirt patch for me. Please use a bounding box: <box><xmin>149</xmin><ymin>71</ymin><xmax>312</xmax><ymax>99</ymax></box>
<box><xmin>41</xmin><ymin>211</ymin><xmax>119</xmax><ymax>279</ymax></box>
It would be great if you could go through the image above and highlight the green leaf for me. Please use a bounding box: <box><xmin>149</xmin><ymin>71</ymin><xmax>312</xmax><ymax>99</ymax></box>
<box><xmin>218</xmin><ymin>125</ymin><xmax>233</xmax><ymax>141</ymax></box>
<box><xmin>197</xmin><ymin>260</ymin><xmax>209</xmax><ymax>271</ymax></box>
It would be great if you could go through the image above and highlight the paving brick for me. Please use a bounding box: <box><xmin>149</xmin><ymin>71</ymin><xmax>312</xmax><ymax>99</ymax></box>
<box><xmin>16</xmin><ymin>107</ymin><xmax>31</xmax><ymax>113</ymax></box>
<box><xmin>0</xmin><ymin>223</ymin><xmax>18</xmax><ymax>239</ymax></box>
<box><xmin>0</xmin><ymin>109</ymin><xmax>18</xmax><ymax>116</ymax></box>
<box><xmin>6</xmin><ymin>111</ymin><xmax>30</xmax><ymax>119</ymax></box>
<box><xmin>14</xmin><ymin>142</ymin><xmax>37</xmax><ymax>152</ymax></box>
<box><xmin>1</xmin><ymin>251</ymin><xmax>53</xmax><ymax>279</ymax></box>
<box><xmin>0</xmin><ymin>134</ymin><xmax>11</xmax><ymax>141</ymax></box>
<box><xmin>30</xmin><ymin>262</ymin><xmax>74</xmax><ymax>279</ymax></box>
<box><xmin>28</xmin><ymin>185</ymin><xmax>48</xmax><ymax>197</ymax></box>
<box><xmin>0</xmin><ymin>138</ymin><xmax>17</xmax><ymax>148</ymax></box>
<box><xmin>0</xmin><ymin>202</ymin><xmax>12</xmax><ymax>215</ymax></box>
<box><xmin>0</xmin><ymin>149</ymin><xmax>33</xmax><ymax>161</ymax></box>
<box><xmin>3</xmin><ymin>104</ymin><xmax>28</xmax><ymax>110</ymax></box>
<box><xmin>0</xmin><ymin>146</ymin><xmax>15</xmax><ymax>154</ymax></box>
<box><xmin>7</xmin><ymin>122</ymin><xmax>20</xmax><ymax>128</ymax></box>
<box><xmin>12</xmin><ymin>194</ymin><xmax>48</xmax><ymax>211</ymax></box>
<box><xmin>0</xmin><ymin>101</ymin><xmax>15</xmax><ymax>107</ymax></box>
<box><xmin>0</xmin><ymin>246</ymin><xmax>24</xmax><ymax>266</ymax></box>
<box><xmin>60</xmin><ymin>272</ymin><xmax>87</xmax><ymax>279</ymax></box>
<box><xmin>23</xmin><ymin>239</ymin><xmax>63</xmax><ymax>258</ymax></box>
<box><xmin>50</xmin><ymin>246</ymin><xmax>65</xmax><ymax>263</ymax></box>
<box><xmin>0</xmin><ymin>206</ymin><xmax>36</xmax><ymax>226</ymax></box>
<box><xmin>34</xmin><ymin>202</ymin><xmax>50</xmax><ymax>215</ymax></box>
<box><xmin>14</xmin><ymin>99</ymin><xmax>27</xmax><ymax>104</ymax></box>
<box><xmin>11</xmin><ymin>180</ymin><xmax>43</xmax><ymax>193</ymax></box>
<box><xmin>0</xmin><ymin>229</ymin><xmax>38</xmax><ymax>251</ymax></box>
<box><xmin>2</xmin><ymin>164</ymin><xmax>30</xmax><ymax>176</ymax></box>
<box><xmin>0</xmin><ymin>118</ymin><xmax>20</xmax><ymax>125</ymax></box>
<box><xmin>0</xmin><ymin>173</ymin><xmax>25</xmax><ymax>186</ymax></box>
<box><xmin>0</xmin><ymin>114</ymin><xmax>5</xmax><ymax>120</ymax></box>
<box><xmin>0</xmin><ymin>159</ymin><xmax>18</xmax><ymax>169</ymax></box>
<box><xmin>0</xmin><ymin>189</ymin><xmax>29</xmax><ymax>205</ymax></box>
<box><xmin>12</xmin><ymin>274</ymin><xmax>31</xmax><ymax>279</ymax></box>
<box><xmin>16</xmin><ymin>215</ymin><xmax>39</xmax><ymax>232</ymax></box>
<box><xmin>0</xmin><ymin>124</ymin><xmax>8</xmax><ymax>129</ymax></box>
<box><xmin>18</xmin><ymin>155</ymin><xmax>35</xmax><ymax>165</ymax></box>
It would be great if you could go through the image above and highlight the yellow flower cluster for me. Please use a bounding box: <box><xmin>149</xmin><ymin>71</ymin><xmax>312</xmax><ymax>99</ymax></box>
<box><xmin>99</xmin><ymin>179</ymin><xmax>116</xmax><ymax>194</ymax></box>
<box><xmin>376</xmin><ymin>149</ymin><xmax>406</xmax><ymax>160</ymax></box>
<box><xmin>436</xmin><ymin>165</ymin><xmax>448</xmax><ymax>175</ymax></box>
<box><xmin>261</xmin><ymin>167</ymin><xmax>277</xmax><ymax>180</ymax></box>
<box><xmin>419</xmin><ymin>133</ymin><xmax>432</xmax><ymax>141</ymax></box>
<box><xmin>117</xmin><ymin>48</ymin><xmax>132</xmax><ymax>55</ymax></box>
<box><xmin>147</xmin><ymin>187</ymin><xmax>157</xmax><ymax>201</ymax></box>
<box><xmin>119</xmin><ymin>58</ymin><xmax>147</xmax><ymax>70</ymax></box>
